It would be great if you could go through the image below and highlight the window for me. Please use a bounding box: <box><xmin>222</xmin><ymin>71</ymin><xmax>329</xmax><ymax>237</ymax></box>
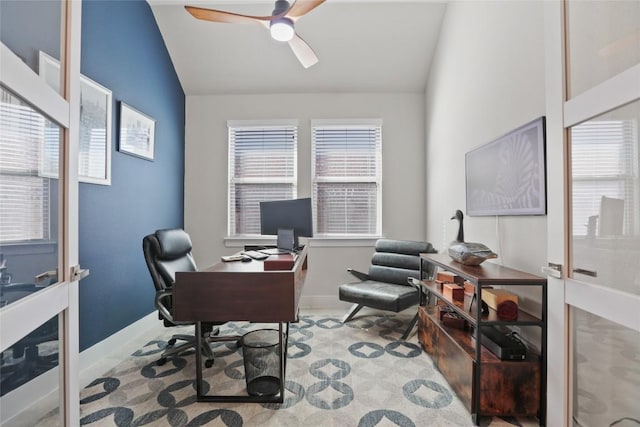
<box><xmin>228</xmin><ymin>120</ymin><xmax>297</xmax><ymax>236</ymax></box>
<box><xmin>571</xmin><ymin>118</ymin><xmax>638</xmax><ymax>237</ymax></box>
<box><xmin>0</xmin><ymin>86</ymin><xmax>58</xmax><ymax>242</ymax></box>
<box><xmin>312</xmin><ymin>119</ymin><xmax>382</xmax><ymax>236</ymax></box>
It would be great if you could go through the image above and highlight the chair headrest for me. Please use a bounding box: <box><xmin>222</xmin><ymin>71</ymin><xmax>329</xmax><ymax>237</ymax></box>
<box><xmin>155</xmin><ymin>229</ymin><xmax>193</xmax><ymax>260</ymax></box>
<box><xmin>375</xmin><ymin>239</ymin><xmax>434</xmax><ymax>255</ymax></box>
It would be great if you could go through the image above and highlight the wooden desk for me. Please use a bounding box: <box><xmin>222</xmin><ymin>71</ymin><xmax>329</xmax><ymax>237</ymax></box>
<box><xmin>173</xmin><ymin>245</ymin><xmax>308</xmax><ymax>402</ymax></box>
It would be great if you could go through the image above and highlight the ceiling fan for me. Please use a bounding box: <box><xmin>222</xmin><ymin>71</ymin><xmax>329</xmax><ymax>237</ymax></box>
<box><xmin>185</xmin><ymin>0</ymin><xmax>325</xmax><ymax>68</ymax></box>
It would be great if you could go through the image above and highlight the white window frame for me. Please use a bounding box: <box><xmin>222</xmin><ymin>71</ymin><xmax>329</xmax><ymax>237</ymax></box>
<box><xmin>311</xmin><ymin>118</ymin><xmax>382</xmax><ymax>238</ymax></box>
<box><xmin>227</xmin><ymin>119</ymin><xmax>298</xmax><ymax>237</ymax></box>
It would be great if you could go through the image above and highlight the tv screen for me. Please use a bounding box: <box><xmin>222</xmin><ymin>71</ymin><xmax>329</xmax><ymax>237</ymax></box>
<box><xmin>260</xmin><ymin>198</ymin><xmax>314</xmax><ymax>243</ymax></box>
<box><xmin>465</xmin><ymin>117</ymin><xmax>547</xmax><ymax>216</ymax></box>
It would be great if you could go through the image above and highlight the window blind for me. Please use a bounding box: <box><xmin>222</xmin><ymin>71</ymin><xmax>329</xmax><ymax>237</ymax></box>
<box><xmin>0</xmin><ymin>88</ymin><xmax>54</xmax><ymax>242</ymax></box>
<box><xmin>571</xmin><ymin>119</ymin><xmax>638</xmax><ymax>236</ymax></box>
<box><xmin>312</xmin><ymin>121</ymin><xmax>382</xmax><ymax>236</ymax></box>
<box><xmin>228</xmin><ymin>122</ymin><xmax>297</xmax><ymax>236</ymax></box>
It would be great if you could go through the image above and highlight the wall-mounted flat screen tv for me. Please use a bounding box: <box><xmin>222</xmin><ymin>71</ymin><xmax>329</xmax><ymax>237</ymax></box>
<box><xmin>465</xmin><ymin>117</ymin><xmax>546</xmax><ymax>216</ymax></box>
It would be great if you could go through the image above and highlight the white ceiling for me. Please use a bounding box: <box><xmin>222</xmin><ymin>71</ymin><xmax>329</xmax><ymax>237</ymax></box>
<box><xmin>148</xmin><ymin>0</ymin><xmax>448</xmax><ymax>95</ymax></box>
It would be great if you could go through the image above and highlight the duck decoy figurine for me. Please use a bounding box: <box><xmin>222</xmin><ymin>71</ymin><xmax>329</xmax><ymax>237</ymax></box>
<box><xmin>448</xmin><ymin>210</ymin><xmax>498</xmax><ymax>266</ymax></box>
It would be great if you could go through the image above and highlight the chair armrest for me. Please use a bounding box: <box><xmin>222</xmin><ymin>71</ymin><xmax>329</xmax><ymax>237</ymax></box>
<box><xmin>156</xmin><ymin>289</ymin><xmax>196</xmax><ymax>326</ymax></box>
<box><xmin>408</xmin><ymin>277</ymin><xmax>426</xmax><ymax>305</ymax></box>
<box><xmin>347</xmin><ymin>268</ymin><xmax>369</xmax><ymax>281</ymax></box>
<box><xmin>155</xmin><ymin>290</ymin><xmax>174</xmax><ymax>323</ymax></box>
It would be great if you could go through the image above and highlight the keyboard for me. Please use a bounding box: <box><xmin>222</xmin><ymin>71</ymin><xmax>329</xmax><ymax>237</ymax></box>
<box><xmin>260</xmin><ymin>248</ymin><xmax>291</xmax><ymax>255</ymax></box>
<box><xmin>241</xmin><ymin>250</ymin><xmax>269</xmax><ymax>260</ymax></box>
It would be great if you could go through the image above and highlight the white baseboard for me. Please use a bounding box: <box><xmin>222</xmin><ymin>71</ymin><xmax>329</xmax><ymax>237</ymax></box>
<box><xmin>79</xmin><ymin>312</ymin><xmax>159</xmax><ymax>388</ymax></box>
<box><xmin>1</xmin><ymin>312</ymin><xmax>160</xmax><ymax>426</ymax></box>
<box><xmin>299</xmin><ymin>295</ymin><xmax>351</xmax><ymax>310</ymax></box>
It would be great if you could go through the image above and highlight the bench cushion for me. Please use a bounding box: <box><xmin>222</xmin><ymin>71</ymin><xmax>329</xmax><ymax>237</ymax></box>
<box><xmin>339</xmin><ymin>280</ymin><xmax>419</xmax><ymax>312</ymax></box>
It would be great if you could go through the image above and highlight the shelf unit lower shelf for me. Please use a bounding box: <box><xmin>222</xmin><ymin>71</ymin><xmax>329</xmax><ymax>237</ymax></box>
<box><xmin>418</xmin><ymin>306</ymin><xmax>541</xmax><ymax>416</ymax></box>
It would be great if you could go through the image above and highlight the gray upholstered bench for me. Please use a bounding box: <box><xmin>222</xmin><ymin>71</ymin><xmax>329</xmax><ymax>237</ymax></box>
<box><xmin>338</xmin><ymin>239</ymin><xmax>437</xmax><ymax>339</ymax></box>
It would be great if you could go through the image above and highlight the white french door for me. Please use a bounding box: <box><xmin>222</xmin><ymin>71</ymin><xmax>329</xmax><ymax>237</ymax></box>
<box><xmin>546</xmin><ymin>2</ymin><xmax>640</xmax><ymax>426</ymax></box>
<box><xmin>0</xmin><ymin>1</ymin><xmax>81</xmax><ymax>425</ymax></box>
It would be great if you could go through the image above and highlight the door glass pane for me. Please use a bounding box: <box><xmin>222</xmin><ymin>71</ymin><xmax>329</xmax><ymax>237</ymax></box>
<box><xmin>0</xmin><ymin>313</ymin><xmax>60</xmax><ymax>426</ymax></box>
<box><xmin>0</xmin><ymin>85</ymin><xmax>61</xmax><ymax>422</ymax></box>
<box><xmin>0</xmin><ymin>0</ymin><xmax>63</xmax><ymax>95</ymax></box>
<box><xmin>570</xmin><ymin>100</ymin><xmax>640</xmax><ymax>295</ymax></box>
<box><xmin>566</xmin><ymin>0</ymin><xmax>640</xmax><ymax>98</ymax></box>
<box><xmin>0</xmin><ymin>86</ymin><xmax>60</xmax><ymax>305</ymax></box>
<box><xmin>572</xmin><ymin>307</ymin><xmax>640</xmax><ymax>427</ymax></box>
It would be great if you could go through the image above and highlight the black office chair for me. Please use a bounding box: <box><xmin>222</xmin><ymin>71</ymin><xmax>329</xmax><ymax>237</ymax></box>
<box><xmin>338</xmin><ymin>239</ymin><xmax>437</xmax><ymax>339</ymax></box>
<box><xmin>143</xmin><ymin>228</ymin><xmax>235</xmax><ymax>367</ymax></box>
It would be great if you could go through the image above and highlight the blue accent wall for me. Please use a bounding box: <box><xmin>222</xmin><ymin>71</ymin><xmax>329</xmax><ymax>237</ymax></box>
<box><xmin>79</xmin><ymin>0</ymin><xmax>185</xmax><ymax>350</ymax></box>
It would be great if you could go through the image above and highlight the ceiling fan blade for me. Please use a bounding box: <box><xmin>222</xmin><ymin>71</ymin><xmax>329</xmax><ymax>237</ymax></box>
<box><xmin>288</xmin><ymin>34</ymin><xmax>319</xmax><ymax>68</ymax></box>
<box><xmin>185</xmin><ymin>5</ymin><xmax>279</xmax><ymax>25</ymax></box>
<box><xmin>286</xmin><ymin>0</ymin><xmax>326</xmax><ymax>19</ymax></box>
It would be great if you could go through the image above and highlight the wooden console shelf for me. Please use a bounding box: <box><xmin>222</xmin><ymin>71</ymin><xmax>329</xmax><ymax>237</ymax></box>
<box><xmin>418</xmin><ymin>253</ymin><xmax>547</xmax><ymax>426</ymax></box>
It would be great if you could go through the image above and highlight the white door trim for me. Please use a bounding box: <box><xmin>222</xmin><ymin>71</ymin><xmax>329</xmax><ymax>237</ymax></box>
<box><xmin>564</xmin><ymin>63</ymin><xmax>640</xmax><ymax>127</ymax></box>
<box><xmin>60</xmin><ymin>1</ymin><xmax>82</xmax><ymax>425</ymax></box>
<box><xmin>0</xmin><ymin>43</ymin><xmax>69</xmax><ymax>127</ymax></box>
<box><xmin>566</xmin><ymin>280</ymin><xmax>640</xmax><ymax>332</ymax></box>
<box><xmin>544</xmin><ymin>1</ymin><xmax>569</xmax><ymax>426</ymax></box>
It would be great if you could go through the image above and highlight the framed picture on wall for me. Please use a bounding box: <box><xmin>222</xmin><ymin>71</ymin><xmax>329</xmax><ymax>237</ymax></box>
<box><xmin>465</xmin><ymin>116</ymin><xmax>547</xmax><ymax>216</ymax></box>
<box><xmin>38</xmin><ymin>51</ymin><xmax>113</xmax><ymax>185</ymax></box>
<box><xmin>118</xmin><ymin>102</ymin><xmax>155</xmax><ymax>161</ymax></box>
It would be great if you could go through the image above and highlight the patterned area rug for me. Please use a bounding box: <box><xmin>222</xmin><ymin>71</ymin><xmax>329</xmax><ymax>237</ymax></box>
<box><xmin>75</xmin><ymin>311</ymin><xmax>536</xmax><ymax>426</ymax></box>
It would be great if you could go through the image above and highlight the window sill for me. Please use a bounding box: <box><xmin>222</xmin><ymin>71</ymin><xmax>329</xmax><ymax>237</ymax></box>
<box><xmin>224</xmin><ymin>236</ymin><xmax>382</xmax><ymax>248</ymax></box>
<box><xmin>0</xmin><ymin>240</ymin><xmax>57</xmax><ymax>255</ymax></box>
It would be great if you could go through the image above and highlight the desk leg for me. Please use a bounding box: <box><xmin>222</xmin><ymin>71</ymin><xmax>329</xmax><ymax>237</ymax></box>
<box><xmin>195</xmin><ymin>321</ymin><xmax>204</xmax><ymax>399</ymax></box>
<box><xmin>279</xmin><ymin>322</ymin><xmax>290</xmax><ymax>400</ymax></box>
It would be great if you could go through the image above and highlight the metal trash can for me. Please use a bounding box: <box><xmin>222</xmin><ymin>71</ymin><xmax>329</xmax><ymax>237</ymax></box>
<box><xmin>241</xmin><ymin>329</ymin><xmax>281</xmax><ymax>396</ymax></box>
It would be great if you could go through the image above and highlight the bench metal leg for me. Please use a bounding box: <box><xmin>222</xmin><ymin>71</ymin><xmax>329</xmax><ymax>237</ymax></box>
<box><xmin>341</xmin><ymin>303</ymin><xmax>364</xmax><ymax>323</ymax></box>
<box><xmin>401</xmin><ymin>312</ymin><xmax>419</xmax><ymax>340</ymax></box>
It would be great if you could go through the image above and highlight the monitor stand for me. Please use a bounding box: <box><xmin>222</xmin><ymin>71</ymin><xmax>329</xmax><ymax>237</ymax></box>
<box><xmin>257</xmin><ymin>229</ymin><xmax>301</xmax><ymax>255</ymax></box>
<box><xmin>276</xmin><ymin>228</ymin><xmax>297</xmax><ymax>252</ymax></box>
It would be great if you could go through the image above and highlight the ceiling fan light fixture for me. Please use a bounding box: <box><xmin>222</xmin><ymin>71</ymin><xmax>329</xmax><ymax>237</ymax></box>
<box><xmin>270</xmin><ymin>17</ymin><xmax>294</xmax><ymax>42</ymax></box>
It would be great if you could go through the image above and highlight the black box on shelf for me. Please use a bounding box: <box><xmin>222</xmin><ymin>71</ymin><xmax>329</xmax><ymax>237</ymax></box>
<box><xmin>473</xmin><ymin>326</ymin><xmax>527</xmax><ymax>361</ymax></box>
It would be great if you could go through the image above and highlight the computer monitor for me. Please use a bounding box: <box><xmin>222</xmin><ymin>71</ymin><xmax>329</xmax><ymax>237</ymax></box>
<box><xmin>260</xmin><ymin>198</ymin><xmax>313</xmax><ymax>251</ymax></box>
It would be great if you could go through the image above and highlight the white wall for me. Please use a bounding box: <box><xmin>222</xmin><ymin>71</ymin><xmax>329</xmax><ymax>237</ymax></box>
<box><xmin>425</xmin><ymin>1</ymin><xmax>547</xmax><ymax>310</ymax></box>
<box><xmin>185</xmin><ymin>93</ymin><xmax>427</xmax><ymax>308</ymax></box>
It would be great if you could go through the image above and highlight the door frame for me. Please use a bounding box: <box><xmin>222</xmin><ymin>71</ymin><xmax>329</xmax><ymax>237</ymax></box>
<box><xmin>0</xmin><ymin>1</ymin><xmax>81</xmax><ymax>424</ymax></box>
<box><xmin>544</xmin><ymin>2</ymin><xmax>640</xmax><ymax>426</ymax></box>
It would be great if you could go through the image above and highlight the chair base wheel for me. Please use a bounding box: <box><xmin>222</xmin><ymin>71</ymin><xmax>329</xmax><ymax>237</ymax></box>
<box><xmin>205</xmin><ymin>359</ymin><xmax>214</xmax><ymax>368</ymax></box>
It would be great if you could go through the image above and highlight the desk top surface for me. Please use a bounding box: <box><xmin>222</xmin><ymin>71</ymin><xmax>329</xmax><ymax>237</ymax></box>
<box><xmin>202</xmin><ymin>245</ymin><xmax>307</xmax><ymax>274</ymax></box>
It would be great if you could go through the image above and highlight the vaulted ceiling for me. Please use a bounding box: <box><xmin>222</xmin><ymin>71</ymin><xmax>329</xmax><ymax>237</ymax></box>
<box><xmin>148</xmin><ymin>0</ymin><xmax>447</xmax><ymax>95</ymax></box>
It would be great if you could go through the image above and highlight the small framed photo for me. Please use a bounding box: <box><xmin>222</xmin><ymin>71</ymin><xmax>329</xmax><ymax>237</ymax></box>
<box><xmin>118</xmin><ymin>102</ymin><xmax>155</xmax><ymax>160</ymax></box>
